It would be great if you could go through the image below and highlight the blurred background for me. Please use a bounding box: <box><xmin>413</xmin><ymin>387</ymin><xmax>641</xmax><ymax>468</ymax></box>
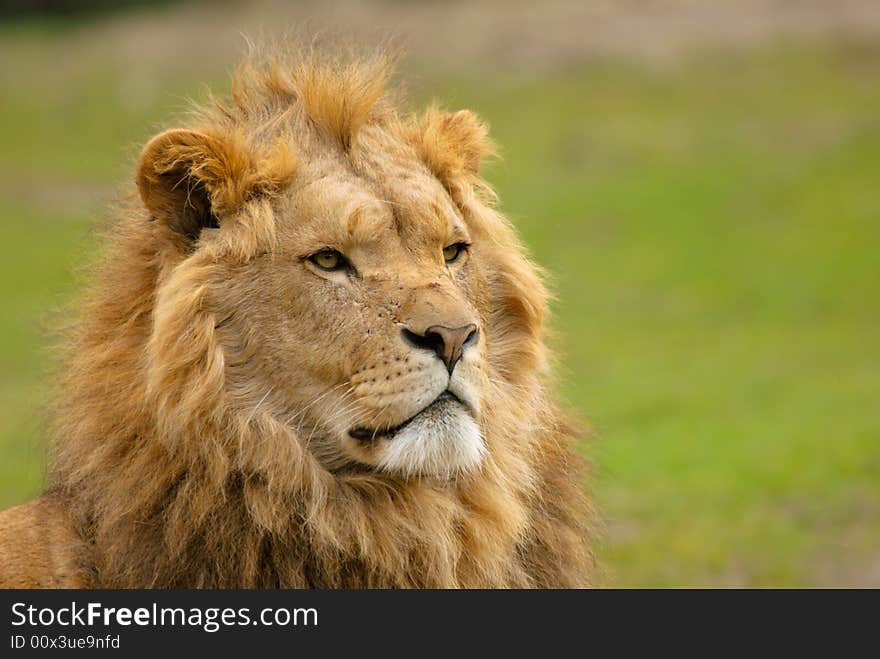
<box><xmin>1</xmin><ymin>0</ymin><xmax>878</xmax><ymax>587</ymax></box>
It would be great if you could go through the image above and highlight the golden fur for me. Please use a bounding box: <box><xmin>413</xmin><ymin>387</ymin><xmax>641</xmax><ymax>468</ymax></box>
<box><xmin>0</xmin><ymin>49</ymin><xmax>595</xmax><ymax>588</ymax></box>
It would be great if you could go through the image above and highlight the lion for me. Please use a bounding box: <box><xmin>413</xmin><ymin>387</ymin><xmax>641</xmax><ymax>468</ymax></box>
<box><xmin>0</xmin><ymin>49</ymin><xmax>595</xmax><ymax>588</ymax></box>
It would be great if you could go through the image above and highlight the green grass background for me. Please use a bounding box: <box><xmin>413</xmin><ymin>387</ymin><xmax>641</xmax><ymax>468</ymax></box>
<box><xmin>1</xmin><ymin>20</ymin><xmax>878</xmax><ymax>586</ymax></box>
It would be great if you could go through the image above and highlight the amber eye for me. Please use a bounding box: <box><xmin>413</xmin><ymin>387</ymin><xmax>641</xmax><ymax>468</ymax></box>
<box><xmin>443</xmin><ymin>242</ymin><xmax>468</xmax><ymax>263</ymax></box>
<box><xmin>308</xmin><ymin>249</ymin><xmax>348</xmax><ymax>272</ymax></box>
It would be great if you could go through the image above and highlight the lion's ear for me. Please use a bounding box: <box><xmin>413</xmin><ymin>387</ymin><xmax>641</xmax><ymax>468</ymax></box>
<box><xmin>136</xmin><ymin>128</ymin><xmax>264</xmax><ymax>241</ymax></box>
<box><xmin>406</xmin><ymin>108</ymin><xmax>496</xmax><ymax>187</ymax></box>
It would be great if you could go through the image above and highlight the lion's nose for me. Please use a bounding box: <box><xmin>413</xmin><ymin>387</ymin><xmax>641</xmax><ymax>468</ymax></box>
<box><xmin>401</xmin><ymin>323</ymin><xmax>479</xmax><ymax>374</ymax></box>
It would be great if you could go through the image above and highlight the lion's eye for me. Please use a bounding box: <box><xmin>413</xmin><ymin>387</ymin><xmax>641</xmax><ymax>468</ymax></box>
<box><xmin>308</xmin><ymin>249</ymin><xmax>347</xmax><ymax>272</ymax></box>
<box><xmin>443</xmin><ymin>242</ymin><xmax>468</xmax><ymax>263</ymax></box>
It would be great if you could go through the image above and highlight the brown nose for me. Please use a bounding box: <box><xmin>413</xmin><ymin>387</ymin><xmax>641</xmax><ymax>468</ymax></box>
<box><xmin>402</xmin><ymin>323</ymin><xmax>479</xmax><ymax>374</ymax></box>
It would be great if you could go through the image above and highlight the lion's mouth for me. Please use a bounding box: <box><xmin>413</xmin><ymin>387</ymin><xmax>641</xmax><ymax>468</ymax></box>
<box><xmin>348</xmin><ymin>391</ymin><xmax>462</xmax><ymax>443</ymax></box>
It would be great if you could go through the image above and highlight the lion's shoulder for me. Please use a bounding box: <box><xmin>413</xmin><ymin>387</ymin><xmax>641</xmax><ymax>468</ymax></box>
<box><xmin>0</xmin><ymin>496</ymin><xmax>85</xmax><ymax>588</ymax></box>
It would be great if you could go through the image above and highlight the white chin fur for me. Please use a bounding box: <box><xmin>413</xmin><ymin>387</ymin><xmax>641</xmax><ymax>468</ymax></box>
<box><xmin>375</xmin><ymin>403</ymin><xmax>485</xmax><ymax>479</ymax></box>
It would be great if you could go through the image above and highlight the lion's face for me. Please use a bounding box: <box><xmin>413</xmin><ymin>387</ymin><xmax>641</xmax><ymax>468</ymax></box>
<box><xmin>204</xmin><ymin>133</ymin><xmax>490</xmax><ymax>479</ymax></box>
<box><xmin>134</xmin><ymin>61</ymin><xmax>542</xmax><ymax>483</ymax></box>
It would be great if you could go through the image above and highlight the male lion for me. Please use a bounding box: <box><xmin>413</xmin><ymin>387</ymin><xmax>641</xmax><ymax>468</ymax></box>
<box><xmin>0</xmin><ymin>51</ymin><xmax>595</xmax><ymax>588</ymax></box>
